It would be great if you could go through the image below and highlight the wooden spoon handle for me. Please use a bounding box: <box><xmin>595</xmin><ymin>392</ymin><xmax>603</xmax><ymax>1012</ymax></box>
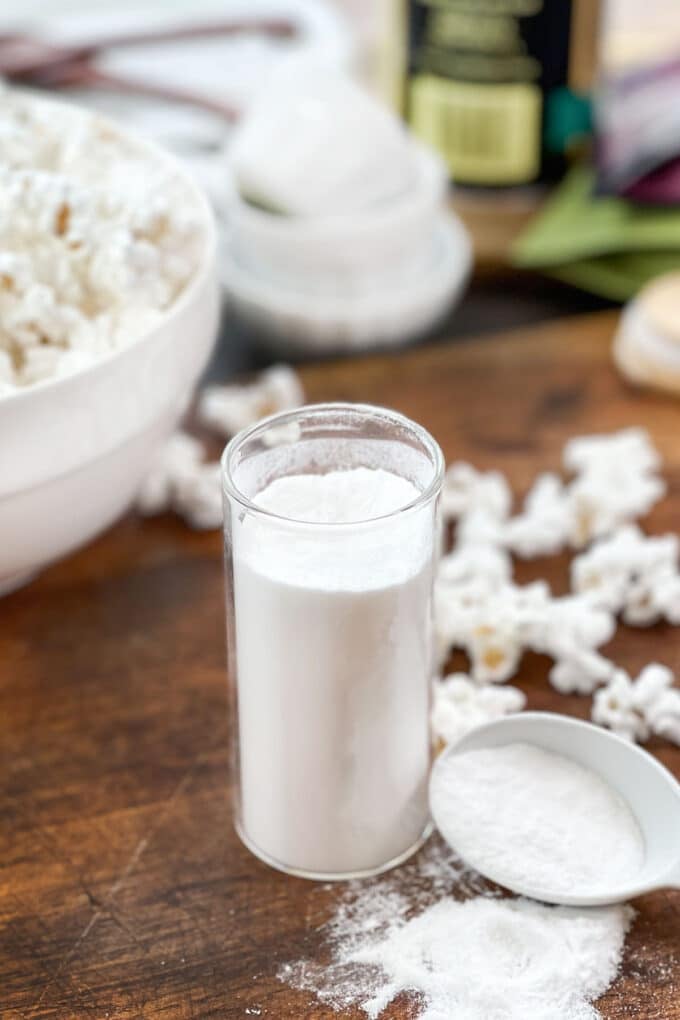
<box><xmin>42</xmin><ymin>63</ymin><xmax>242</xmax><ymax>122</ymax></box>
<box><xmin>60</xmin><ymin>17</ymin><xmax>298</xmax><ymax>60</ymax></box>
<box><xmin>0</xmin><ymin>18</ymin><xmax>297</xmax><ymax>79</ymax></box>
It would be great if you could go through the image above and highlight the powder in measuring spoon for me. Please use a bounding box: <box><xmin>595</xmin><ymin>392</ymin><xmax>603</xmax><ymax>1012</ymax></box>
<box><xmin>431</xmin><ymin>742</ymin><xmax>645</xmax><ymax>897</ymax></box>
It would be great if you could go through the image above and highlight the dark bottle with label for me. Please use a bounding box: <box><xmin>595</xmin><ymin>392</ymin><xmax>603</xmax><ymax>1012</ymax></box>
<box><xmin>406</xmin><ymin>0</ymin><xmax>598</xmax><ymax>189</ymax></box>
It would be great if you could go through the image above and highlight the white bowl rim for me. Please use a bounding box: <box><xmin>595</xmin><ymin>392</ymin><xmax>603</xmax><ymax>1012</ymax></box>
<box><xmin>0</xmin><ymin>88</ymin><xmax>218</xmax><ymax>410</ymax></box>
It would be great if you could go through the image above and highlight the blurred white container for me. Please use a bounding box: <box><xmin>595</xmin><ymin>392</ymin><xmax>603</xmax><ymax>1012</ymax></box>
<box><xmin>230</xmin><ymin>63</ymin><xmax>416</xmax><ymax>215</ymax></box>
<box><xmin>0</xmin><ymin>110</ymin><xmax>219</xmax><ymax>597</ymax></box>
<box><xmin>230</xmin><ymin>142</ymin><xmax>445</xmax><ymax>287</ymax></box>
<box><xmin>223</xmin><ymin>66</ymin><xmax>471</xmax><ymax>354</ymax></box>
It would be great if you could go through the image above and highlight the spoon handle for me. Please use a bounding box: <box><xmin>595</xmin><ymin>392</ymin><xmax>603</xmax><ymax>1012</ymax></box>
<box><xmin>29</xmin><ymin>61</ymin><xmax>241</xmax><ymax>122</ymax></box>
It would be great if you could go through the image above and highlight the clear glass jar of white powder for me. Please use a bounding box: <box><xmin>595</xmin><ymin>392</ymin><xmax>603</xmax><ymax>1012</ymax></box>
<box><xmin>222</xmin><ymin>403</ymin><xmax>443</xmax><ymax>879</ymax></box>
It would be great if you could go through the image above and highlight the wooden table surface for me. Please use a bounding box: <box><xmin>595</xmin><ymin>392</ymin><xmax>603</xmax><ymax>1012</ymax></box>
<box><xmin>2</xmin><ymin>310</ymin><xmax>679</xmax><ymax>1019</ymax></box>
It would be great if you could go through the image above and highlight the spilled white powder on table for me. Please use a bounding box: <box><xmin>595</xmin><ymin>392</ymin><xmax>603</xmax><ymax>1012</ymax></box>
<box><xmin>430</xmin><ymin>743</ymin><xmax>645</xmax><ymax>899</ymax></box>
<box><xmin>279</xmin><ymin>839</ymin><xmax>634</xmax><ymax>1020</ymax></box>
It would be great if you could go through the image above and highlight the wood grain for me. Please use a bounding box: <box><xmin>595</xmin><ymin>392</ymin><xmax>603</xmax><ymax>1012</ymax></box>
<box><xmin>1</xmin><ymin>310</ymin><xmax>679</xmax><ymax>1019</ymax></box>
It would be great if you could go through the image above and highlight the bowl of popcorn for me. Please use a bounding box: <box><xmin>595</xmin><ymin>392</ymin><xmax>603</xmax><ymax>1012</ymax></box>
<box><xmin>0</xmin><ymin>89</ymin><xmax>219</xmax><ymax>595</ymax></box>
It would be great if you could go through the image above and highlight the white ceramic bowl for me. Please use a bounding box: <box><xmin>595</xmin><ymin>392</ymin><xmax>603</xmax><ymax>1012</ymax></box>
<box><xmin>0</xmin><ymin>110</ymin><xmax>220</xmax><ymax>596</ymax></box>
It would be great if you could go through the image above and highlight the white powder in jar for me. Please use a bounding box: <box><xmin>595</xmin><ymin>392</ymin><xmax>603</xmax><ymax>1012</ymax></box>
<box><xmin>430</xmin><ymin>742</ymin><xmax>645</xmax><ymax>898</ymax></box>
<box><xmin>231</xmin><ymin>466</ymin><xmax>436</xmax><ymax>876</ymax></box>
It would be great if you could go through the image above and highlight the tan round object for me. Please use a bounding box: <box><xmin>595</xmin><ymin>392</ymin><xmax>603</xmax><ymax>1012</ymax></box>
<box><xmin>638</xmin><ymin>272</ymin><xmax>680</xmax><ymax>345</ymax></box>
<box><xmin>613</xmin><ymin>300</ymin><xmax>680</xmax><ymax>396</ymax></box>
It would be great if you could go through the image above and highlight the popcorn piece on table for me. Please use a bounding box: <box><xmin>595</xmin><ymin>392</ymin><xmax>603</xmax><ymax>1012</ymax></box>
<box><xmin>172</xmin><ymin>461</ymin><xmax>222</xmax><ymax>531</ymax></box>
<box><xmin>468</xmin><ymin>618</ymin><xmax>524</xmax><ymax>685</ymax></box>
<box><xmin>432</xmin><ymin>673</ymin><xmax>526</xmax><ymax>748</ymax></box>
<box><xmin>503</xmin><ymin>473</ymin><xmax>571</xmax><ymax>558</ymax></box>
<box><xmin>645</xmin><ymin>688</ymin><xmax>680</xmax><ymax>744</ymax></box>
<box><xmin>434</xmin><ymin>565</ymin><xmax>616</xmax><ymax>688</ymax></box>
<box><xmin>197</xmin><ymin>365</ymin><xmax>304</xmax><ymax>438</ymax></box>
<box><xmin>632</xmin><ymin>663</ymin><xmax>675</xmax><ymax>713</ymax></box>
<box><xmin>445</xmin><ymin>428</ymin><xmax>665</xmax><ymax>561</ymax></box>
<box><xmin>632</xmin><ymin>664</ymin><xmax>680</xmax><ymax>745</ymax></box>
<box><xmin>456</xmin><ymin>507</ymin><xmax>507</xmax><ymax>548</ymax></box>
<box><xmin>528</xmin><ymin>592</ymin><xmax>617</xmax><ymax>694</ymax></box>
<box><xmin>562</xmin><ymin>428</ymin><xmax>665</xmax><ymax>548</ymax></box>
<box><xmin>652</xmin><ymin>572</ymin><xmax>680</xmax><ymax>625</ymax></box>
<box><xmin>136</xmin><ymin>431</ymin><xmax>221</xmax><ymax>530</ymax></box>
<box><xmin>592</xmin><ymin>663</ymin><xmax>680</xmax><ymax>745</ymax></box>
<box><xmin>440</xmin><ymin>462</ymin><xmax>512</xmax><ymax>523</ymax></box>
<box><xmin>571</xmin><ymin>525</ymin><xmax>680</xmax><ymax>625</ymax></box>
<box><xmin>566</xmin><ymin>470</ymin><xmax>666</xmax><ymax>549</ymax></box>
<box><xmin>563</xmin><ymin>428</ymin><xmax>661</xmax><ymax>477</ymax></box>
<box><xmin>548</xmin><ymin>647</ymin><xmax>617</xmax><ymax>696</ymax></box>
<box><xmin>137</xmin><ymin>432</ymin><xmax>204</xmax><ymax>516</ymax></box>
<box><xmin>438</xmin><ymin>543</ymin><xmax>512</xmax><ymax>589</ymax></box>
<box><xmin>592</xmin><ymin>670</ymin><xmax>649</xmax><ymax>742</ymax></box>
<box><xmin>434</xmin><ymin>580</ymin><xmax>527</xmax><ymax>683</ymax></box>
<box><xmin>550</xmin><ymin>597</ymin><xmax>611</xmax><ymax>650</ymax></box>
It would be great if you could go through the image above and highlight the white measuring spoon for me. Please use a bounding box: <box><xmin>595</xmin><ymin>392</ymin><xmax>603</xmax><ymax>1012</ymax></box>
<box><xmin>429</xmin><ymin>712</ymin><xmax>680</xmax><ymax>907</ymax></box>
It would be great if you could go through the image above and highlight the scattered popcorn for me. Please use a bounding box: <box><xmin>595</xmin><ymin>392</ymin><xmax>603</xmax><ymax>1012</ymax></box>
<box><xmin>137</xmin><ymin>366</ymin><xmax>304</xmax><ymax>529</ymax></box>
<box><xmin>572</xmin><ymin>525</ymin><xmax>680</xmax><ymax>626</ymax></box>
<box><xmin>456</xmin><ymin>507</ymin><xmax>506</xmax><ymax>548</ymax></box>
<box><xmin>592</xmin><ymin>664</ymin><xmax>680</xmax><ymax>745</ymax></box>
<box><xmin>435</xmin><ymin>561</ymin><xmax>616</xmax><ymax>687</ymax></box>
<box><xmin>548</xmin><ymin>648</ymin><xmax>616</xmax><ymax>696</ymax></box>
<box><xmin>633</xmin><ymin>663</ymin><xmax>675</xmax><ymax>713</ymax></box>
<box><xmin>437</xmin><ymin>544</ymin><xmax>512</xmax><ymax>589</ymax></box>
<box><xmin>563</xmin><ymin>428</ymin><xmax>661</xmax><ymax>477</ymax></box>
<box><xmin>136</xmin><ymin>432</ymin><xmax>205</xmax><ymax>516</ymax></box>
<box><xmin>136</xmin><ymin>431</ymin><xmax>221</xmax><ymax>530</ymax></box>
<box><xmin>431</xmin><ymin>429</ymin><xmax>680</xmax><ymax>748</ymax></box>
<box><xmin>526</xmin><ymin>593</ymin><xmax>617</xmax><ymax>695</ymax></box>
<box><xmin>448</xmin><ymin>429</ymin><xmax>665</xmax><ymax>559</ymax></box>
<box><xmin>503</xmin><ymin>473</ymin><xmax>571</xmax><ymax>557</ymax></box>
<box><xmin>468</xmin><ymin>618</ymin><xmax>525</xmax><ymax>685</ymax></box>
<box><xmin>562</xmin><ymin>428</ymin><xmax>664</xmax><ymax>548</ymax></box>
<box><xmin>646</xmin><ymin>688</ymin><xmax>680</xmax><ymax>744</ymax></box>
<box><xmin>435</xmin><ymin>577</ymin><xmax>536</xmax><ymax>682</ymax></box>
<box><xmin>197</xmin><ymin>365</ymin><xmax>304</xmax><ymax>438</ymax></box>
<box><xmin>566</xmin><ymin>469</ymin><xmax>666</xmax><ymax>548</ymax></box>
<box><xmin>592</xmin><ymin>670</ymin><xmax>649</xmax><ymax>742</ymax></box>
<box><xmin>440</xmin><ymin>462</ymin><xmax>511</xmax><ymax>523</ymax></box>
<box><xmin>431</xmin><ymin>673</ymin><xmax>526</xmax><ymax>748</ymax></box>
<box><xmin>0</xmin><ymin>90</ymin><xmax>204</xmax><ymax>390</ymax></box>
<box><xmin>172</xmin><ymin>461</ymin><xmax>222</xmax><ymax>531</ymax></box>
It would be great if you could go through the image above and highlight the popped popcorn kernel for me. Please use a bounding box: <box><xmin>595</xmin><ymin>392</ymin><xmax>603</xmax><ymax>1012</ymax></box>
<box><xmin>432</xmin><ymin>673</ymin><xmax>526</xmax><ymax>748</ymax></box>
<box><xmin>593</xmin><ymin>663</ymin><xmax>680</xmax><ymax>745</ymax></box>
<box><xmin>0</xmin><ymin>90</ymin><xmax>205</xmax><ymax>392</ymax></box>
<box><xmin>197</xmin><ymin>365</ymin><xmax>304</xmax><ymax>438</ymax></box>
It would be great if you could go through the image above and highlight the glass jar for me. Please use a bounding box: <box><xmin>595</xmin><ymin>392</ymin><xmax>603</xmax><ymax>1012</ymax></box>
<box><xmin>222</xmin><ymin>403</ymin><xmax>443</xmax><ymax>879</ymax></box>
